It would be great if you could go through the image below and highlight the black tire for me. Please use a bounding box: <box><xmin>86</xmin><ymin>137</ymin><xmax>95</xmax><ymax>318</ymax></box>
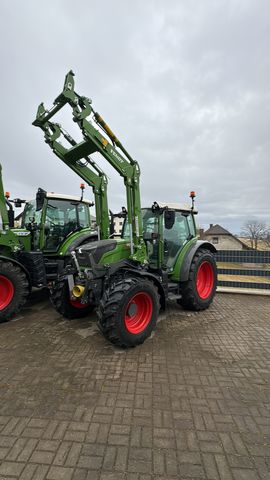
<box><xmin>97</xmin><ymin>276</ymin><xmax>159</xmax><ymax>348</ymax></box>
<box><xmin>0</xmin><ymin>259</ymin><xmax>30</xmax><ymax>322</ymax></box>
<box><xmin>179</xmin><ymin>249</ymin><xmax>217</xmax><ymax>311</ymax></box>
<box><xmin>50</xmin><ymin>279</ymin><xmax>95</xmax><ymax>319</ymax></box>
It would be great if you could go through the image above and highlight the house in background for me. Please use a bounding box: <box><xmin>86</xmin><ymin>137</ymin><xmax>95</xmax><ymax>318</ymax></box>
<box><xmin>200</xmin><ymin>224</ymin><xmax>251</xmax><ymax>250</ymax></box>
<box><xmin>90</xmin><ymin>215</ymin><xmax>96</xmax><ymax>229</ymax></box>
<box><xmin>82</xmin><ymin>213</ymin><xmax>124</xmax><ymax>237</ymax></box>
<box><xmin>113</xmin><ymin>214</ymin><xmax>125</xmax><ymax>237</ymax></box>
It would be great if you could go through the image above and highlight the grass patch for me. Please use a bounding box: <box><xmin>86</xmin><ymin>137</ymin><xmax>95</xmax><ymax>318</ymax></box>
<box><xmin>217</xmin><ymin>262</ymin><xmax>270</xmax><ymax>271</ymax></box>
<box><xmin>218</xmin><ymin>274</ymin><xmax>270</xmax><ymax>284</ymax></box>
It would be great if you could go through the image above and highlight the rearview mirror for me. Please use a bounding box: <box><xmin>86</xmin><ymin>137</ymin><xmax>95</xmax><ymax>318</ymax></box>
<box><xmin>36</xmin><ymin>188</ymin><xmax>47</xmax><ymax>211</ymax></box>
<box><xmin>164</xmin><ymin>210</ymin><xmax>175</xmax><ymax>230</ymax></box>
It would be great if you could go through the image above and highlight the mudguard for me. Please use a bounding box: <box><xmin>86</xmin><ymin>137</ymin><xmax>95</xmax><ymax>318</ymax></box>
<box><xmin>179</xmin><ymin>241</ymin><xmax>216</xmax><ymax>282</ymax></box>
<box><xmin>137</xmin><ymin>270</ymin><xmax>166</xmax><ymax>310</ymax></box>
<box><xmin>110</xmin><ymin>261</ymin><xmax>166</xmax><ymax>310</ymax></box>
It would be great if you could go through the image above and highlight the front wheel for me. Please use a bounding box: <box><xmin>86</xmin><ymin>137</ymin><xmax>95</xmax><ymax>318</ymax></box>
<box><xmin>179</xmin><ymin>249</ymin><xmax>217</xmax><ymax>311</ymax></box>
<box><xmin>97</xmin><ymin>276</ymin><xmax>159</xmax><ymax>347</ymax></box>
<box><xmin>0</xmin><ymin>260</ymin><xmax>30</xmax><ymax>322</ymax></box>
<box><xmin>50</xmin><ymin>279</ymin><xmax>94</xmax><ymax>319</ymax></box>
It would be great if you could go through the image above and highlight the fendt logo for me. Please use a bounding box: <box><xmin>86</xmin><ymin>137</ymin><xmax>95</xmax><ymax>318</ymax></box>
<box><xmin>14</xmin><ymin>231</ymin><xmax>30</xmax><ymax>236</ymax></box>
<box><xmin>110</xmin><ymin>148</ymin><xmax>124</xmax><ymax>163</ymax></box>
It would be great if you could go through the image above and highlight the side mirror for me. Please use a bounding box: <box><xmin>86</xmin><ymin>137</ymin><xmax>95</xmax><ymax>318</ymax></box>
<box><xmin>5</xmin><ymin>199</ymin><xmax>14</xmax><ymax>227</ymax></box>
<box><xmin>14</xmin><ymin>198</ymin><xmax>24</xmax><ymax>208</ymax></box>
<box><xmin>8</xmin><ymin>210</ymin><xmax>14</xmax><ymax>228</ymax></box>
<box><xmin>164</xmin><ymin>210</ymin><xmax>175</xmax><ymax>230</ymax></box>
<box><xmin>36</xmin><ymin>188</ymin><xmax>47</xmax><ymax>211</ymax></box>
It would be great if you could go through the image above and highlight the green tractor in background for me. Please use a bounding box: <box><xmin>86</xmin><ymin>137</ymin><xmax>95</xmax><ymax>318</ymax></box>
<box><xmin>34</xmin><ymin>71</ymin><xmax>217</xmax><ymax>347</ymax></box>
<box><xmin>0</xmin><ymin>164</ymin><xmax>101</xmax><ymax>321</ymax></box>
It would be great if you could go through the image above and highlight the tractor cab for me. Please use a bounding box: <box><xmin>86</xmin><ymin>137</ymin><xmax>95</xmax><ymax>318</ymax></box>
<box><xmin>21</xmin><ymin>191</ymin><xmax>94</xmax><ymax>252</ymax></box>
<box><xmin>123</xmin><ymin>203</ymin><xmax>197</xmax><ymax>270</ymax></box>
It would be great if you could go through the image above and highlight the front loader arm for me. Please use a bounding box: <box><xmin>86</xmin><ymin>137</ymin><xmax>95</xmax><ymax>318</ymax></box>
<box><xmin>33</xmin><ymin>79</ymin><xmax>110</xmax><ymax>240</ymax></box>
<box><xmin>33</xmin><ymin>71</ymin><xmax>146</xmax><ymax>262</ymax></box>
<box><xmin>43</xmin><ymin>122</ymin><xmax>109</xmax><ymax>240</ymax></box>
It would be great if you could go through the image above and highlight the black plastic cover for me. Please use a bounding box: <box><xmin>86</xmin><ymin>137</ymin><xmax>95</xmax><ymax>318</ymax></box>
<box><xmin>76</xmin><ymin>239</ymin><xmax>117</xmax><ymax>266</ymax></box>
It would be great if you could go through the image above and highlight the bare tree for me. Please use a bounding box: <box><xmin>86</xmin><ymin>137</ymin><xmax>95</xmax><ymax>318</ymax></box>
<box><xmin>241</xmin><ymin>220</ymin><xmax>269</xmax><ymax>250</ymax></box>
<box><xmin>264</xmin><ymin>228</ymin><xmax>270</xmax><ymax>249</ymax></box>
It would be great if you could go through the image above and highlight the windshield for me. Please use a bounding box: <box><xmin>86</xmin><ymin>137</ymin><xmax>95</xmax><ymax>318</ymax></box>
<box><xmin>22</xmin><ymin>198</ymin><xmax>91</xmax><ymax>252</ymax></box>
<box><xmin>122</xmin><ymin>209</ymin><xmax>158</xmax><ymax>239</ymax></box>
<box><xmin>22</xmin><ymin>200</ymin><xmax>42</xmax><ymax>227</ymax></box>
<box><xmin>122</xmin><ymin>208</ymin><xmax>195</xmax><ymax>239</ymax></box>
<box><xmin>44</xmin><ymin>199</ymin><xmax>90</xmax><ymax>251</ymax></box>
<box><xmin>45</xmin><ymin>199</ymin><xmax>89</xmax><ymax>228</ymax></box>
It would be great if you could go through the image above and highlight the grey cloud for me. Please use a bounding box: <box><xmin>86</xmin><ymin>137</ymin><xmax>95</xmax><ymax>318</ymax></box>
<box><xmin>0</xmin><ymin>0</ymin><xmax>269</xmax><ymax>234</ymax></box>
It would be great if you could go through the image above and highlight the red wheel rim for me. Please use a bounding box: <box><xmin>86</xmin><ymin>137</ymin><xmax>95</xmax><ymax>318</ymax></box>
<box><xmin>196</xmin><ymin>261</ymin><xmax>214</xmax><ymax>299</ymax></box>
<box><xmin>124</xmin><ymin>292</ymin><xmax>153</xmax><ymax>334</ymax></box>
<box><xmin>70</xmin><ymin>298</ymin><xmax>90</xmax><ymax>309</ymax></box>
<box><xmin>0</xmin><ymin>275</ymin><xmax>14</xmax><ymax>310</ymax></box>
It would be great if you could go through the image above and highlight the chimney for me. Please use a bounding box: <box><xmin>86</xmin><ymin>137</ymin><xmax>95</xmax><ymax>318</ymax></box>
<box><xmin>210</xmin><ymin>223</ymin><xmax>213</xmax><ymax>229</ymax></box>
<box><xmin>199</xmin><ymin>228</ymin><xmax>204</xmax><ymax>239</ymax></box>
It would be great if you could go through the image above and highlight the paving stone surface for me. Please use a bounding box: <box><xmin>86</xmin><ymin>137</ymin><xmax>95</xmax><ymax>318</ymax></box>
<box><xmin>0</xmin><ymin>290</ymin><xmax>270</xmax><ymax>479</ymax></box>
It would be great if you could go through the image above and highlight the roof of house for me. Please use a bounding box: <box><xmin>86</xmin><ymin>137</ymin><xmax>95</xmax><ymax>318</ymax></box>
<box><xmin>203</xmin><ymin>224</ymin><xmax>253</xmax><ymax>250</ymax></box>
<box><xmin>203</xmin><ymin>224</ymin><xmax>231</xmax><ymax>235</ymax></box>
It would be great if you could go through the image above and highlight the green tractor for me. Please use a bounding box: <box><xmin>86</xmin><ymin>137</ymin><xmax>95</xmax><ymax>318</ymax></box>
<box><xmin>33</xmin><ymin>71</ymin><xmax>217</xmax><ymax>347</ymax></box>
<box><xmin>0</xmin><ymin>161</ymin><xmax>110</xmax><ymax>321</ymax></box>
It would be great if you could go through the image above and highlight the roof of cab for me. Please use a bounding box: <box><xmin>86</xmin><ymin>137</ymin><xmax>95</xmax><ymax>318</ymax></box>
<box><xmin>153</xmin><ymin>202</ymin><xmax>198</xmax><ymax>213</ymax></box>
<box><xmin>45</xmin><ymin>192</ymin><xmax>93</xmax><ymax>204</ymax></box>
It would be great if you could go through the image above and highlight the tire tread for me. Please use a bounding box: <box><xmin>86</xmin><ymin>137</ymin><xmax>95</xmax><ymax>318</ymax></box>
<box><xmin>97</xmin><ymin>275</ymin><xmax>159</xmax><ymax>347</ymax></box>
<box><xmin>0</xmin><ymin>259</ymin><xmax>30</xmax><ymax>322</ymax></box>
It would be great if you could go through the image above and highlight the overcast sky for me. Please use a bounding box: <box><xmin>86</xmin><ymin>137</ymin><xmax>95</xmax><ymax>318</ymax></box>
<box><xmin>1</xmin><ymin>0</ymin><xmax>269</xmax><ymax>233</ymax></box>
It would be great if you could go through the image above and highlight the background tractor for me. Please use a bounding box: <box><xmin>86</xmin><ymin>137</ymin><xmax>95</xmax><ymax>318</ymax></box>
<box><xmin>33</xmin><ymin>71</ymin><xmax>217</xmax><ymax>347</ymax></box>
<box><xmin>0</xmin><ymin>164</ymin><xmax>101</xmax><ymax>321</ymax></box>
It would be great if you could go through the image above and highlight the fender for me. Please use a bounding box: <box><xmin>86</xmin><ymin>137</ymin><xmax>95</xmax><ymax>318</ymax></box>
<box><xmin>0</xmin><ymin>254</ymin><xmax>32</xmax><ymax>290</ymax></box>
<box><xmin>66</xmin><ymin>231</ymin><xmax>98</xmax><ymax>254</ymax></box>
<box><xmin>179</xmin><ymin>241</ymin><xmax>216</xmax><ymax>282</ymax></box>
<box><xmin>109</xmin><ymin>262</ymin><xmax>166</xmax><ymax>310</ymax></box>
<box><xmin>135</xmin><ymin>270</ymin><xmax>166</xmax><ymax>310</ymax></box>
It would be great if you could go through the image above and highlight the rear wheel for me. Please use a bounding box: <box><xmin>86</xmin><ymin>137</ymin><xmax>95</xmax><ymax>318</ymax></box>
<box><xmin>97</xmin><ymin>276</ymin><xmax>159</xmax><ymax>347</ymax></box>
<box><xmin>0</xmin><ymin>260</ymin><xmax>30</xmax><ymax>322</ymax></box>
<box><xmin>179</xmin><ymin>249</ymin><xmax>217</xmax><ymax>311</ymax></box>
<box><xmin>50</xmin><ymin>279</ymin><xmax>94</xmax><ymax>319</ymax></box>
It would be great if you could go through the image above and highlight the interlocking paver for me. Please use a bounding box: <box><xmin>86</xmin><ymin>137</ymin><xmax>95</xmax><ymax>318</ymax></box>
<box><xmin>47</xmin><ymin>465</ymin><xmax>74</xmax><ymax>480</ymax></box>
<box><xmin>0</xmin><ymin>291</ymin><xmax>269</xmax><ymax>479</ymax></box>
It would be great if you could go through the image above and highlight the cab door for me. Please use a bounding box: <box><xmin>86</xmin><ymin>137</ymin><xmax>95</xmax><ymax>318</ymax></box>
<box><xmin>163</xmin><ymin>211</ymin><xmax>191</xmax><ymax>269</ymax></box>
<box><xmin>21</xmin><ymin>200</ymin><xmax>42</xmax><ymax>250</ymax></box>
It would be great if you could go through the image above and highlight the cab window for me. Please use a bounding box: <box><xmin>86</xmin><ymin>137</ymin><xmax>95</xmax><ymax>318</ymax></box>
<box><xmin>44</xmin><ymin>199</ymin><xmax>89</xmax><ymax>251</ymax></box>
<box><xmin>187</xmin><ymin>214</ymin><xmax>196</xmax><ymax>236</ymax></box>
<box><xmin>22</xmin><ymin>200</ymin><xmax>42</xmax><ymax>227</ymax></box>
<box><xmin>122</xmin><ymin>209</ymin><xmax>158</xmax><ymax>239</ymax></box>
<box><xmin>122</xmin><ymin>209</ymin><xmax>159</xmax><ymax>264</ymax></box>
<box><xmin>164</xmin><ymin>211</ymin><xmax>190</xmax><ymax>268</ymax></box>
